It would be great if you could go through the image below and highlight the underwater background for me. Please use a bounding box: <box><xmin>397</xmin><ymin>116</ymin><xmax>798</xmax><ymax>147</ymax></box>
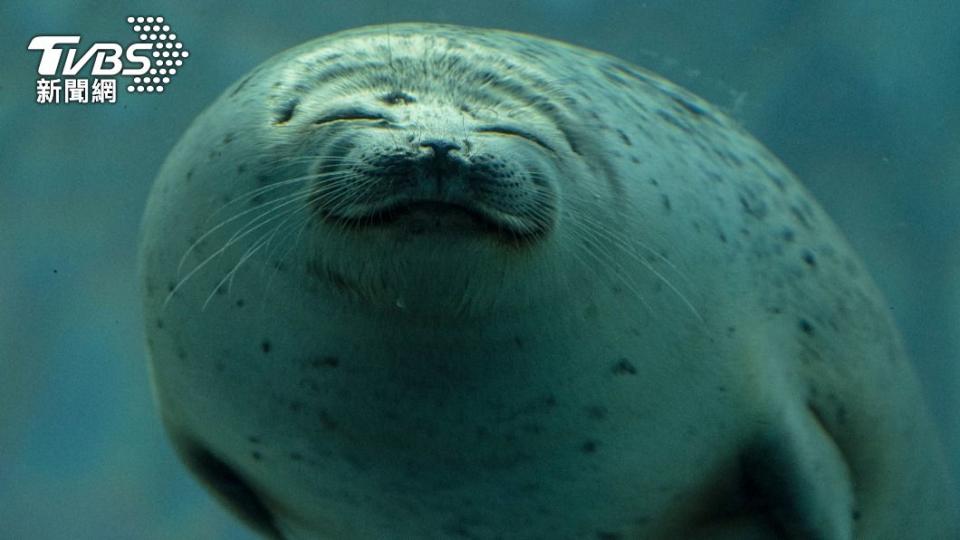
<box><xmin>2</xmin><ymin>1</ymin><xmax>958</xmax><ymax>538</ymax></box>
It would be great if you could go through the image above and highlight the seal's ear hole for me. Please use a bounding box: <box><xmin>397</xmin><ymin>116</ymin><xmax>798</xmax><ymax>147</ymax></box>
<box><xmin>177</xmin><ymin>438</ymin><xmax>282</xmax><ymax>539</ymax></box>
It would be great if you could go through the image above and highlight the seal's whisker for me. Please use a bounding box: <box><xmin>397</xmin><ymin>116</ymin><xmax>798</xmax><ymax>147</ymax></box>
<box><xmin>564</xmin><ymin>219</ymin><xmax>655</xmax><ymax>318</ymax></box>
<box><xmin>220</xmin><ymin>177</ymin><xmax>356</xmax><ymax>249</ymax></box>
<box><xmin>222</xmin><ymin>201</ymin><xmax>314</xmax><ymax>307</ymax></box>
<box><xmin>167</xmin><ymin>187</ymin><xmax>324</xmax><ymax>309</ymax></box>
<box><xmin>309</xmin><ymin>172</ymin><xmax>384</xmax><ymax>218</ymax></box>
<box><xmin>178</xmin><ymin>185</ymin><xmax>319</xmax><ymax>277</ymax></box>
<box><xmin>563</xmin><ymin>189</ymin><xmax>696</xmax><ymax>288</ymax></box>
<box><xmin>186</xmin><ymin>166</ymin><xmax>360</xmax><ymax>259</ymax></box>
<box><xmin>257</xmin><ymin>172</ymin><xmax>376</xmax><ymax>296</ymax></box>
<box><xmin>258</xmin><ymin>206</ymin><xmax>319</xmax><ymax>305</ymax></box>
<box><xmin>571</xmin><ymin>215</ymin><xmax>703</xmax><ymax>322</ymax></box>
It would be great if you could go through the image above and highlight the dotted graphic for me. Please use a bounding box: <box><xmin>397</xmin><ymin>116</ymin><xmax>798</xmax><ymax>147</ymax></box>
<box><xmin>125</xmin><ymin>16</ymin><xmax>188</xmax><ymax>94</ymax></box>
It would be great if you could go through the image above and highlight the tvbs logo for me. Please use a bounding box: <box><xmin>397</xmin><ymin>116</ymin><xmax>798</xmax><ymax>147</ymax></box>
<box><xmin>28</xmin><ymin>36</ymin><xmax>152</xmax><ymax>76</ymax></box>
<box><xmin>27</xmin><ymin>16</ymin><xmax>188</xmax><ymax>104</ymax></box>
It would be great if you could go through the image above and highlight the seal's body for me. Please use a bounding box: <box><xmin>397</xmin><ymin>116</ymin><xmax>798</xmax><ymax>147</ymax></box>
<box><xmin>140</xmin><ymin>24</ymin><xmax>958</xmax><ymax>539</ymax></box>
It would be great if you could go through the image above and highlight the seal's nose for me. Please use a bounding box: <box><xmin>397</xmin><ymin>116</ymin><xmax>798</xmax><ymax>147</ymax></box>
<box><xmin>419</xmin><ymin>139</ymin><xmax>461</xmax><ymax>158</ymax></box>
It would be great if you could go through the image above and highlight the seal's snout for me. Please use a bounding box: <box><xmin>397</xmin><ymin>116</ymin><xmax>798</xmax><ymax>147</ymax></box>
<box><xmin>414</xmin><ymin>139</ymin><xmax>465</xmax><ymax>182</ymax></box>
<box><xmin>310</xmin><ymin>128</ymin><xmax>556</xmax><ymax>240</ymax></box>
<box><xmin>419</xmin><ymin>138</ymin><xmax>461</xmax><ymax>158</ymax></box>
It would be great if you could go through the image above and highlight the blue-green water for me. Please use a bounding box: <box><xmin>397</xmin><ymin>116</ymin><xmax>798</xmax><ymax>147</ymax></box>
<box><xmin>2</xmin><ymin>2</ymin><xmax>958</xmax><ymax>538</ymax></box>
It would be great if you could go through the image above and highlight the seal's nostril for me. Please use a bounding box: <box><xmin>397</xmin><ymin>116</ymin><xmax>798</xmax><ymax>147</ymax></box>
<box><xmin>419</xmin><ymin>139</ymin><xmax>461</xmax><ymax>158</ymax></box>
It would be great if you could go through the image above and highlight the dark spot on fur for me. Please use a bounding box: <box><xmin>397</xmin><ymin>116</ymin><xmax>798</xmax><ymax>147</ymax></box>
<box><xmin>739</xmin><ymin>193</ymin><xmax>768</xmax><ymax>220</ymax></box>
<box><xmin>223</xmin><ymin>132</ymin><xmax>236</xmax><ymax>144</ymax></box>
<box><xmin>706</xmin><ymin>171</ymin><xmax>725</xmax><ymax>183</ymax></box>
<box><xmin>616</xmin><ymin>129</ymin><xmax>632</xmax><ymax>146</ymax></box>
<box><xmin>781</xmin><ymin>228</ymin><xmax>795</xmax><ymax>242</ymax></box>
<box><xmin>237</xmin><ymin>164</ymin><xmax>246</xmax><ymax>174</ymax></box>
<box><xmin>229</xmin><ymin>72</ymin><xmax>258</xmax><ymax>97</ymax></box>
<box><xmin>236</xmin><ymin>298</ymin><xmax>245</xmax><ymax>307</ymax></box>
<box><xmin>319</xmin><ymin>410</ymin><xmax>338</xmax><ymax>431</ymax></box>
<box><xmin>802</xmin><ymin>251</ymin><xmax>817</xmax><ymax>268</ymax></box>
<box><xmin>156</xmin><ymin>319</ymin><xmax>164</xmax><ymax>329</ymax></box>
<box><xmin>716</xmin><ymin>149</ymin><xmax>744</xmax><ymax>167</ymax></box>
<box><xmin>261</xmin><ymin>340</ymin><xmax>271</xmax><ymax>354</ymax></box>
<box><xmin>661</xmin><ymin>194</ymin><xmax>671</xmax><ymax>212</ymax></box>
<box><xmin>602</xmin><ymin>68</ymin><xmax>630</xmax><ymax>87</ymax></box>
<box><xmin>597</xmin><ymin>533</ymin><xmax>622</xmax><ymax>540</ymax></box>
<box><xmin>273</xmin><ymin>97</ymin><xmax>299</xmax><ymax>124</ymax></box>
<box><xmin>581</xmin><ymin>440</ymin><xmax>599</xmax><ymax>454</ymax></box>
<box><xmin>613</xmin><ymin>358</ymin><xmax>637</xmax><ymax>375</ymax></box>
<box><xmin>251</xmin><ymin>451</ymin><xmax>262</xmax><ymax>461</ymax></box>
<box><xmin>514</xmin><ymin>335</ymin><xmax>524</xmax><ymax>349</ymax></box>
<box><xmin>310</xmin><ymin>355</ymin><xmax>339</xmax><ymax>368</ymax></box>
<box><xmin>185</xmin><ymin>167</ymin><xmax>194</xmax><ymax>181</ymax></box>
<box><xmin>290</xmin><ymin>452</ymin><xmax>303</xmax><ymax>461</ymax></box>
<box><xmin>790</xmin><ymin>205</ymin><xmax>812</xmax><ymax>230</ymax></box>
<box><xmin>247</xmin><ymin>435</ymin><xmax>261</xmax><ymax>444</ymax></box>
<box><xmin>586</xmin><ymin>405</ymin><xmax>608</xmax><ymax>420</ymax></box>
<box><xmin>657</xmin><ymin>110</ymin><xmax>693</xmax><ymax>134</ymax></box>
<box><xmin>767</xmin><ymin>172</ymin><xmax>787</xmax><ymax>192</ymax></box>
<box><xmin>799</xmin><ymin>319</ymin><xmax>814</xmax><ymax>336</ymax></box>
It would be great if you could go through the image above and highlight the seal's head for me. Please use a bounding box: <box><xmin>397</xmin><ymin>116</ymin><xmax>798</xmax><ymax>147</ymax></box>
<box><xmin>238</xmin><ymin>27</ymin><xmax>609</xmax><ymax>313</ymax></box>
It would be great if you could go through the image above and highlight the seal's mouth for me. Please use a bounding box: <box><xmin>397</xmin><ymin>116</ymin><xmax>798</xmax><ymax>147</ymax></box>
<box><xmin>321</xmin><ymin>199</ymin><xmax>538</xmax><ymax>241</ymax></box>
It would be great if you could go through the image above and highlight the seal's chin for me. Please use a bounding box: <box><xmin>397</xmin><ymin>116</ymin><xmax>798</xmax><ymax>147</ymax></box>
<box><xmin>322</xmin><ymin>199</ymin><xmax>547</xmax><ymax>242</ymax></box>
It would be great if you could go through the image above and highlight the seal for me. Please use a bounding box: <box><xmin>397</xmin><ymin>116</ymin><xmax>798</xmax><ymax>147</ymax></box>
<box><xmin>140</xmin><ymin>23</ymin><xmax>959</xmax><ymax>539</ymax></box>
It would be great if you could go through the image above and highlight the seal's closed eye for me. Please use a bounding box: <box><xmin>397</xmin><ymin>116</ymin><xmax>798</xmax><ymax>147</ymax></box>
<box><xmin>313</xmin><ymin>108</ymin><xmax>391</xmax><ymax>126</ymax></box>
<box><xmin>475</xmin><ymin>124</ymin><xmax>554</xmax><ymax>152</ymax></box>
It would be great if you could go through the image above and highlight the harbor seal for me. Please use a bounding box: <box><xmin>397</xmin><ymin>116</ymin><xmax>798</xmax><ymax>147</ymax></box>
<box><xmin>139</xmin><ymin>23</ymin><xmax>959</xmax><ymax>539</ymax></box>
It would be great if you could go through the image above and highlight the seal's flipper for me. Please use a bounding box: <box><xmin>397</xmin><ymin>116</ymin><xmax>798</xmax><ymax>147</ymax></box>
<box><xmin>173</xmin><ymin>433</ymin><xmax>283</xmax><ymax>539</ymax></box>
<box><xmin>694</xmin><ymin>404</ymin><xmax>856</xmax><ymax>539</ymax></box>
